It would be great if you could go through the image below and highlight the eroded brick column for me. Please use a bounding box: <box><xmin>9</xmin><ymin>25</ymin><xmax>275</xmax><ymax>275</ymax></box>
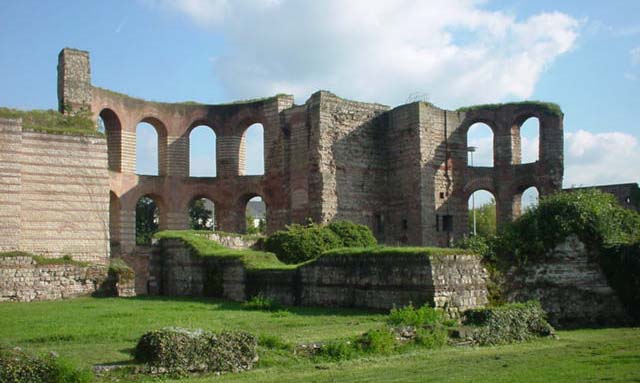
<box><xmin>217</xmin><ymin>135</ymin><xmax>242</xmax><ymax>177</ymax></box>
<box><xmin>165</xmin><ymin>135</ymin><xmax>188</xmax><ymax>176</ymax></box>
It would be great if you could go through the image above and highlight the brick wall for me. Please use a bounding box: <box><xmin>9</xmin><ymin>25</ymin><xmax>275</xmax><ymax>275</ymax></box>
<box><xmin>0</xmin><ymin>119</ymin><xmax>110</xmax><ymax>264</ymax></box>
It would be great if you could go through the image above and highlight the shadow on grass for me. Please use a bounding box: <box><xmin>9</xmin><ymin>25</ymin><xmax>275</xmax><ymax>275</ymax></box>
<box><xmin>105</xmin><ymin>295</ymin><xmax>387</xmax><ymax>317</ymax></box>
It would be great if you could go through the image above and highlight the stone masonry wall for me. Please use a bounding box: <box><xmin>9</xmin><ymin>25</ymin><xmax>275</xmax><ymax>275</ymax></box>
<box><xmin>505</xmin><ymin>235</ymin><xmax>629</xmax><ymax>328</ymax></box>
<box><xmin>0</xmin><ymin>256</ymin><xmax>107</xmax><ymax>302</ymax></box>
<box><xmin>154</xmin><ymin>239</ymin><xmax>489</xmax><ymax>314</ymax></box>
<box><xmin>0</xmin><ymin>118</ymin><xmax>110</xmax><ymax>264</ymax></box>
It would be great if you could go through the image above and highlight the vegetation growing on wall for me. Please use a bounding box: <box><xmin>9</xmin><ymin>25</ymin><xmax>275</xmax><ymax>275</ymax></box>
<box><xmin>456</xmin><ymin>101</ymin><xmax>563</xmax><ymax>117</ymax></box>
<box><xmin>264</xmin><ymin>221</ymin><xmax>378</xmax><ymax>264</ymax></box>
<box><xmin>463</xmin><ymin>190</ymin><xmax>640</xmax><ymax>322</ymax></box>
<box><xmin>154</xmin><ymin>231</ymin><xmax>292</xmax><ymax>270</ymax></box>
<box><xmin>0</xmin><ymin>251</ymin><xmax>88</xmax><ymax>266</ymax></box>
<box><xmin>0</xmin><ymin>107</ymin><xmax>101</xmax><ymax>137</ymax></box>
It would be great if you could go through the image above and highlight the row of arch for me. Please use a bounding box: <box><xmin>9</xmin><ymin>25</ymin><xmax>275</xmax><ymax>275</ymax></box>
<box><xmin>97</xmin><ymin>109</ymin><xmax>266</xmax><ymax>177</ymax></box>
<box><xmin>110</xmin><ymin>193</ymin><xmax>267</xmax><ymax>246</ymax></box>
<box><xmin>466</xmin><ymin>116</ymin><xmax>540</xmax><ymax>167</ymax></box>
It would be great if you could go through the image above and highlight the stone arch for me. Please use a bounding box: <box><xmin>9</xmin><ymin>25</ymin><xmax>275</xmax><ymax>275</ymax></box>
<box><xmin>241</xmin><ymin>123</ymin><xmax>265</xmax><ymax>175</ymax></box>
<box><xmin>187</xmin><ymin>195</ymin><xmax>217</xmax><ymax>231</ymax></box>
<box><xmin>512</xmin><ymin>184</ymin><xmax>540</xmax><ymax>218</ymax></box>
<box><xmin>136</xmin><ymin>117</ymin><xmax>168</xmax><ymax>176</ymax></box>
<box><xmin>98</xmin><ymin>108</ymin><xmax>122</xmax><ymax>172</ymax></box>
<box><xmin>465</xmin><ymin>121</ymin><xmax>495</xmax><ymax>167</ymax></box>
<box><xmin>512</xmin><ymin>114</ymin><xmax>541</xmax><ymax>164</ymax></box>
<box><xmin>134</xmin><ymin>193</ymin><xmax>167</xmax><ymax>245</ymax></box>
<box><xmin>239</xmin><ymin>192</ymin><xmax>267</xmax><ymax>234</ymax></box>
<box><xmin>188</xmin><ymin>124</ymin><xmax>217</xmax><ymax>177</ymax></box>
<box><xmin>467</xmin><ymin>189</ymin><xmax>497</xmax><ymax>237</ymax></box>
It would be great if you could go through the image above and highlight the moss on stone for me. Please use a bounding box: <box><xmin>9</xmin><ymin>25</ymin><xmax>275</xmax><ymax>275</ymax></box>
<box><xmin>154</xmin><ymin>230</ymin><xmax>294</xmax><ymax>270</ymax></box>
<box><xmin>456</xmin><ymin>101</ymin><xmax>563</xmax><ymax>117</ymax></box>
<box><xmin>0</xmin><ymin>251</ymin><xmax>89</xmax><ymax>266</ymax></box>
<box><xmin>0</xmin><ymin>107</ymin><xmax>102</xmax><ymax>137</ymax></box>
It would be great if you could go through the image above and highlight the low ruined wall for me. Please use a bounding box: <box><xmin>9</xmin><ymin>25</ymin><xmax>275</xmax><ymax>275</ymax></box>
<box><xmin>205</xmin><ymin>233</ymin><xmax>261</xmax><ymax>250</ymax></box>
<box><xmin>0</xmin><ymin>256</ymin><xmax>108</xmax><ymax>302</ymax></box>
<box><xmin>155</xmin><ymin>240</ymin><xmax>489</xmax><ymax>313</ymax></box>
<box><xmin>299</xmin><ymin>253</ymin><xmax>488</xmax><ymax>314</ymax></box>
<box><xmin>505</xmin><ymin>236</ymin><xmax>629</xmax><ymax>328</ymax></box>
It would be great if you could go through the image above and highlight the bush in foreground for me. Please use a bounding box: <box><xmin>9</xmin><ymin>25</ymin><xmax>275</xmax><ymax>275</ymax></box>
<box><xmin>326</xmin><ymin>221</ymin><xmax>377</xmax><ymax>248</ymax></box>
<box><xmin>264</xmin><ymin>224</ymin><xmax>343</xmax><ymax>264</ymax></box>
<box><xmin>133</xmin><ymin>327</ymin><xmax>257</xmax><ymax>375</ymax></box>
<box><xmin>0</xmin><ymin>346</ymin><xmax>92</xmax><ymax>383</ymax></box>
<box><xmin>462</xmin><ymin>301</ymin><xmax>554</xmax><ymax>346</ymax></box>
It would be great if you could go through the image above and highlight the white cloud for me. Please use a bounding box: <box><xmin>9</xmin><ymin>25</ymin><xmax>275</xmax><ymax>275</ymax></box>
<box><xmin>146</xmin><ymin>0</ymin><xmax>579</xmax><ymax>106</ymax></box>
<box><xmin>564</xmin><ymin>130</ymin><xmax>640</xmax><ymax>187</ymax></box>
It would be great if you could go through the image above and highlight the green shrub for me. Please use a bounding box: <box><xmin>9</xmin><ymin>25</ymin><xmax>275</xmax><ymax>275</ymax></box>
<box><xmin>264</xmin><ymin>224</ymin><xmax>343</xmax><ymax>264</ymax></box>
<box><xmin>327</xmin><ymin>221</ymin><xmax>377</xmax><ymax>248</ymax></box>
<box><xmin>355</xmin><ymin>328</ymin><xmax>396</xmax><ymax>354</ymax></box>
<box><xmin>133</xmin><ymin>327</ymin><xmax>257</xmax><ymax>375</ymax></box>
<box><xmin>388</xmin><ymin>304</ymin><xmax>444</xmax><ymax>327</ymax></box>
<box><xmin>414</xmin><ymin>326</ymin><xmax>448</xmax><ymax>348</ymax></box>
<box><xmin>0</xmin><ymin>346</ymin><xmax>93</xmax><ymax>383</ymax></box>
<box><xmin>242</xmin><ymin>294</ymin><xmax>281</xmax><ymax>312</ymax></box>
<box><xmin>462</xmin><ymin>301</ymin><xmax>554</xmax><ymax>346</ymax></box>
<box><xmin>494</xmin><ymin>190</ymin><xmax>640</xmax><ymax>268</ymax></box>
<box><xmin>314</xmin><ymin>340</ymin><xmax>356</xmax><ymax>361</ymax></box>
<box><xmin>257</xmin><ymin>334</ymin><xmax>291</xmax><ymax>351</ymax></box>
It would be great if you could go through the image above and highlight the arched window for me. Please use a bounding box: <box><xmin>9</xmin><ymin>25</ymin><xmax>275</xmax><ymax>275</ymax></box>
<box><xmin>98</xmin><ymin>109</ymin><xmax>122</xmax><ymax>172</ymax></box>
<box><xmin>467</xmin><ymin>123</ymin><xmax>494</xmax><ymax>167</ymax></box>
<box><xmin>189</xmin><ymin>197</ymin><xmax>216</xmax><ymax>230</ymax></box>
<box><xmin>245</xmin><ymin>196</ymin><xmax>266</xmax><ymax>234</ymax></box>
<box><xmin>468</xmin><ymin>190</ymin><xmax>496</xmax><ymax>237</ymax></box>
<box><xmin>189</xmin><ymin>126</ymin><xmax>217</xmax><ymax>177</ymax></box>
<box><xmin>242</xmin><ymin>123</ymin><xmax>265</xmax><ymax>175</ymax></box>
<box><xmin>135</xmin><ymin>195</ymin><xmax>159</xmax><ymax>245</ymax></box>
<box><xmin>521</xmin><ymin>186</ymin><xmax>540</xmax><ymax>211</ymax></box>
<box><xmin>520</xmin><ymin>117</ymin><xmax>540</xmax><ymax>163</ymax></box>
<box><xmin>136</xmin><ymin>122</ymin><xmax>159</xmax><ymax>176</ymax></box>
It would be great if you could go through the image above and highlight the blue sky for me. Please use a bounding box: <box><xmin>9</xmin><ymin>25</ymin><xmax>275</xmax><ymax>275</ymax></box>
<box><xmin>1</xmin><ymin>0</ymin><xmax>639</xmax><ymax>205</ymax></box>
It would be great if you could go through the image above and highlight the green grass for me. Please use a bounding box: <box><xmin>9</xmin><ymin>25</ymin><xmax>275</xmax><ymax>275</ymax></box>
<box><xmin>0</xmin><ymin>107</ymin><xmax>102</xmax><ymax>137</ymax></box>
<box><xmin>456</xmin><ymin>101</ymin><xmax>563</xmax><ymax>117</ymax></box>
<box><xmin>0</xmin><ymin>297</ymin><xmax>638</xmax><ymax>382</ymax></box>
<box><xmin>154</xmin><ymin>231</ymin><xmax>293</xmax><ymax>270</ymax></box>
<box><xmin>321</xmin><ymin>246</ymin><xmax>475</xmax><ymax>258</ymax></box>
<box><xmin>0</xmin><ymin>251</ymin><xmax>89</xmax><ymax>266</ymax></box>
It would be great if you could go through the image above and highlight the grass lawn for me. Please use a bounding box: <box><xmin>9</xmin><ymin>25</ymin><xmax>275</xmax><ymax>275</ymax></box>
<box><xmin>1</xmin><ymin>296</ymin><xmax>639</xmax><ymax>382</ymax></box>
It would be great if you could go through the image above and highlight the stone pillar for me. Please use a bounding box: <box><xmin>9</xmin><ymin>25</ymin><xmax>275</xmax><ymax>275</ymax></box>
<box><xmin>57</xmin><ymin>48</ymin><xmax>92</xmax><ymax>114</ymax></box>
<box><xmin>120</xmin><ymin>209</ymin><xmax>136</xmax><ymax>254</ymax></box>
<box><xmin>166</xmin><ymin>135</ymin><xmax>189</xmax><ymax>176</ymax></box>
<box><xmin>121</xmin><ymin>130</ymin><xmax>137</xmax><ymax>174</ymax></box>
<box><xmin>217</xmin><ymin>135</ymin><xmax>242</xmax><ymax>177</ymax></box>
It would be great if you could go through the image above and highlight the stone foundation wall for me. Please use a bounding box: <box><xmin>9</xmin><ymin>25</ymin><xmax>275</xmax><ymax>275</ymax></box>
<box><xmin>154</xmin><ymin>239</ymin><xmax>489</xmax><ymax>313</ymax></box>
<box><xmin>505</xmin><ymin>236</ymin><xmax>629</xmax><ymax>328</ymax></box>
<box><xmin>0</xmin><ymin>256</ymin><xmax>108</xmax><ymax>302</ymax></box>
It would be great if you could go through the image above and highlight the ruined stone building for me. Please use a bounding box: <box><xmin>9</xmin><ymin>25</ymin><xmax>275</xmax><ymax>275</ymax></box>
<box><xmin>0</xmin><ymin>48</ymin><xmax>564</xmax><ymax>264</ymax></box>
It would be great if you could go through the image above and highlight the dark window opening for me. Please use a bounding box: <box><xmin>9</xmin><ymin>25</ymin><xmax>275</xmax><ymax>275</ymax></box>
<box><xmin>436</xmin><ymin>214</ymin><xmax>440</xmax><ymax>232</ymax></box>
<box><xmin>625</xmin><ymin>196</ymin><xmax>631</xmax><ymax>204</ymax></box>
<box><xmin>442</xmin><ymin>215</ymin><xmax>453</xmax><ymax>232</ymax></box>
<box><xmin>401</xmin><ymin>219</ymin><xmax>408</xmax><ymax>231</ymax></box>
<box><xmin>439</xmin><ymin>192</ymin><xmax>445</xmax><ymax>199</ymax></box>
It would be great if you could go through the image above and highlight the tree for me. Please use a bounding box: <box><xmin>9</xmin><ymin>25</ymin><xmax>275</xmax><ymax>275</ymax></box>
<box><xmin>189</xmin><ymin>199</ymin><xmax>214</xmax><ymax>230</ymax></box>
<box><xmin>136</xmin><ymin>197</ymin><xmax>159</xmax><ymax>245</ymax></box>
<box><xmin>468</xmin><ymin>199</ymin><xmax>497</xmax><ymax>237</ymax></box>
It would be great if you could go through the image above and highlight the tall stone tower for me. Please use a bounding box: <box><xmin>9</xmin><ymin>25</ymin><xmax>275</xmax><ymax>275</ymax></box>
<box><xmin>57</xmin><ymin>48</ymin><xmax>92</xmax><ymax>114</ymax></box>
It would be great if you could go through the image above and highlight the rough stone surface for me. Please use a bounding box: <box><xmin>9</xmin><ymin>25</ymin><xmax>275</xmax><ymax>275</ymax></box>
<box><xmin>0</xmin><ymin>256</ymin><xmax>107</xmax><ymax>302</ymax></box>
<box><xmin>504</xmin><ymin>235</ymin><xmax>629</xmax><ymax>328</ymax></box>
<box><xmin>153</xmin><ymin>239</ymin><xmax>489</xmax><ymax>313</ymax></box>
